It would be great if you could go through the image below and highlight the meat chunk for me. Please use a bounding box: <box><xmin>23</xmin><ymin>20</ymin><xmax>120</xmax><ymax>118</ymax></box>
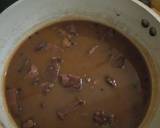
<box><xmin>31</xmin><ymin>77</ymin><xmax>40</xmax><ymax>86</ymax></box>
<box><xmin>22</xmin><ymin>119</ymin><xmax>37</xmax><ymax>128</ymax></box>
<box><xmin>83</xmin><ymin>75</ymin><xmax>97</xmax><ymax>89</ymax></box>
<box><xmin>105</xmin><ymin>76</ymin><xmax>118</xmax><ymax>88</ymax></box>
<box><xmin>6</xmin><ymin>88</ymin><xmax>25</xmax><ymax>116</ymax></box>
<box><xmin>46</xmin><ymin>57</ymin><xmax>63</xmax><ymax>82</ymax></box>
<box><xmin>27</xmin><ymin>65</ymin><xmax>39</xmax><ymax>79</ymax></box>
<box><xmin>66</xmin><ymin>24</ymin><xmax>78</xmax><ymax>37</ymax></box>
<box><xmin>58</xmin><ymin>24</ymin><xmax>78</xmax><ymax>38</ymax></box>
<box><xmin>85</xmin><ymin>77</ymin><xmax>92</xmax><ymax>83</ymax></box>
<box><xmin>62</xmin><ymin>38</ymin><xmax>72</xmax><ymax>48</ymax></box>
<box><xmin>58</xmin><ymin>29</ymin><xmax>68</xmax><ymax>37</ymax></box>
<box><xmin>6</xmin><ymin>88</ymin><xmax>18</xmax><ymax>113</ymax></box>
<box><xmin>17</xmin><ymin>57</ymin><xmax>31</xmax><ymax>73</ymax></box>
<box><xmin>40</xmin><ymin>82</ymin><xmax>55</xmax><ymax>95</ymax></box>
<box><xmin>56</xmin><ymin>98</ymin><xmax>86</xmax><ymax>120</ymax></box>
<box><xmin>88</xmin><ymin>45</ymin><xmax>99</xmax><ymax>55</ymax></box>
<box><xmin>93</xmin><ymin>110</ymin><xmax>115</xmax><ymax>126</ymax></box>
<box><xmin>59</xmin><ymin>74</ymin><xmax>83</xmax><ymax>90</ymax></box>
<box><xmin>34</xmin><ymin>42</ymin><xmax>47</xmax><ymax>51</ymax></box>
<box><xmin>59</xmin><ymin>25</ymin><xmax>78</xmax><ymax>48</ymax></box>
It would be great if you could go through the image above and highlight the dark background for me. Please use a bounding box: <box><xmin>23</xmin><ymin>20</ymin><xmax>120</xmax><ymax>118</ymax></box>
<box><xmin>0</xmin><ymin>0</ymin><xmax>150</xmax><ymax>13</ymax></box>
<box><xmin>0</xmin><ymin>0</ymin><xmax>18</xmax><ymax>13</ymax></box>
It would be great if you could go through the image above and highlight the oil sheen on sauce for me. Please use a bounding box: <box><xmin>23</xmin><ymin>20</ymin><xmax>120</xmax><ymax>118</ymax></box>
<box><xmin>5</xmin><ymin>20</ymin><xmax>151</xmax><ymax>128</ymax></box>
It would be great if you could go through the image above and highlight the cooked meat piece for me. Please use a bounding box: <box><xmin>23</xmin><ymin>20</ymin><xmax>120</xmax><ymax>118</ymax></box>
<box><xmin>17</xmin><ymin>57</ymin><xmax>31</xmax><ymax>73</ymax></box>
<box><xmin>59</xmin><ymin>74</ymin><xmax>83</xmax><ymax>90</ymax></box>
<box><xmin>93</xmin><ymin>110</ymin><xmax>115</xmax><ymax>126</ymax></box>
<box><xmin>108</xmin><ymin>114</ymin><xmax>115</xmax><ymax>126</ymax></box>
<box><xmin>22</xmin><ymin>119</ymin><xmax>36</xmax><ymax>128</ymax></box>
<box><xmin>6</xmin><ymin>88</ymin><xmax>18</xmax><ymax>113</ymax></box>
<box><xmin>40</xmin><ymin>82</ymin><xmax>55</xmax><ymax>95</ymax></box>
<box><xmin>105</xmin><ymin>76</ymin><xmax>118</xmax><ymax>87</ymax></box>
<box><xmin>59</xmin><ymin>26</ymin><xmax>77</xmax><ymax>48</ymax></box>
<box><xmin>66</xmin><ymin>24</ymin><xmax>78</xmax><ymax>37</ymax></box>
<box><xmin>27</xmin><ymin>65</ymin><xmax>39</xmax><ymax>79</ymax></box>
<box><xmin>62</xmin><ymin>38</ymin><xmax>72</xmax><ymax>48</ymax></box>
<box><xmin>83</xmin><ymin>75</ymin><xmax>97</xmax><ymax>89</ymax></box>
<box><xmin>31</xmin><ymin>77</ymin><xmax>40</xmax><ymax>86</ymax></box>
<box><xmin>88</xmin><ymin>45</ymin><xmax>99</xmax><ymax>55</ymax></box>
<box><xmin>86</xmin><ymin>77</ymin><xmax>92</xmax><ymax>83</ymax></box>
<box><xmin>57</xmin><ymin>98</ymin><xmax>86</xmax><ymax>120</ymax></box>
<box><xmin>58</xmin><ymin>29</ymin><xmax>68</xmax><ymax>37</ymax></box>
<box><xmin>46</xmin><ymin>57</ymin><xmax>63</xmax><ymax>82</ymax></box>
<box><xmin>34</xmin><ymin>42</ymin><xmax>47</xmax><ymax>51</ymax></box>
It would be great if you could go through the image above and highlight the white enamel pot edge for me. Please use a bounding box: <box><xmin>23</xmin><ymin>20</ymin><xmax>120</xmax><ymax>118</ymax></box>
<box><xmin>0</xmin><ymin>0</ymin><xmax>160</xmax><ymax>128</ymax></box>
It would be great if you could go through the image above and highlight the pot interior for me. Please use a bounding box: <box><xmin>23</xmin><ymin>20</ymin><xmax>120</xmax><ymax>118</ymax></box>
<box><xmin>0</xmin><ymin>0</ymin><xmax>160</xmax><ymax>128</ymax></box>
<box><xmin>4</xmin><ymin>19</ymin><xmax>152</xmax><ymax>128</ymax></box>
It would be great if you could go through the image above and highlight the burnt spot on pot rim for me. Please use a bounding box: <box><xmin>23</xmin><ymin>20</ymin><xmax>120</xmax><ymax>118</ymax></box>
<box><xmin>149</xmin><ymin>26</ymin><xmax>157</xmax><ymax>36</ymax></box>
<box><xmin>116</xmin><ymin>13</ymin><xmax>120</xmax><ymax>16</ymax></box>
<box><xmin>114</xmin><ymin>10</ymin><xmax>121</xmax><ymax>17</ymax></box>
<box><xmin>141</xmin><ymin>19</ymin><xmax>150</xmax><ymax>28</ymax></box>
<box><xmin>141</xmin><ymin>18</ymin><xmax>157</xmax><ymax>37</ymax></box>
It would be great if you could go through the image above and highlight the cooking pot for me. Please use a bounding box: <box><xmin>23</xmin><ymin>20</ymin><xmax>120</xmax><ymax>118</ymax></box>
<box><xmin>0</xmin><ymin>0</ymin><xmax>160</xmax><ymax>127</ymax></box>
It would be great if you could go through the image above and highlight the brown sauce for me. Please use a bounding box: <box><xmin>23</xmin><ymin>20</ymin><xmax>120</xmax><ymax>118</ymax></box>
<box><xmin>5</xmin><ymin>20</ymin><xmax>151</xmax><ymax>128</ymax></box>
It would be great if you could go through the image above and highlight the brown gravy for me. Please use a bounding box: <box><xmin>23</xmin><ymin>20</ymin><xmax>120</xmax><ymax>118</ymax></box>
<box><xmin>5</xmin><ymin>20</ymin><xmax>151</xmax><ymax>128</ymax></box>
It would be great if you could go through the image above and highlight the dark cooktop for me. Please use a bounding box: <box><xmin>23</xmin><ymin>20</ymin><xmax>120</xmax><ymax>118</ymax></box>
<box><xmin>0</xmin><ymin>0</ymin><xmax>150</xmax><ymax>13</ymax></box>
<box><xmin>0</xmin><ymin>0</ymin><xmax>18</xmax><ymax>13</ymax></box>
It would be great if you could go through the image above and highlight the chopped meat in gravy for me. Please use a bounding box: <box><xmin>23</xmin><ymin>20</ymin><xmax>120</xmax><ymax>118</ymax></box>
<box><xmin>59</xmin><ymin>74</ymin><xmax>83</xmax><ymax>90</ymax></box>
<box><xmin>5</xmin><ymin>21</ymin><xmax>151</xmax><ymax>128</ymax></box>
